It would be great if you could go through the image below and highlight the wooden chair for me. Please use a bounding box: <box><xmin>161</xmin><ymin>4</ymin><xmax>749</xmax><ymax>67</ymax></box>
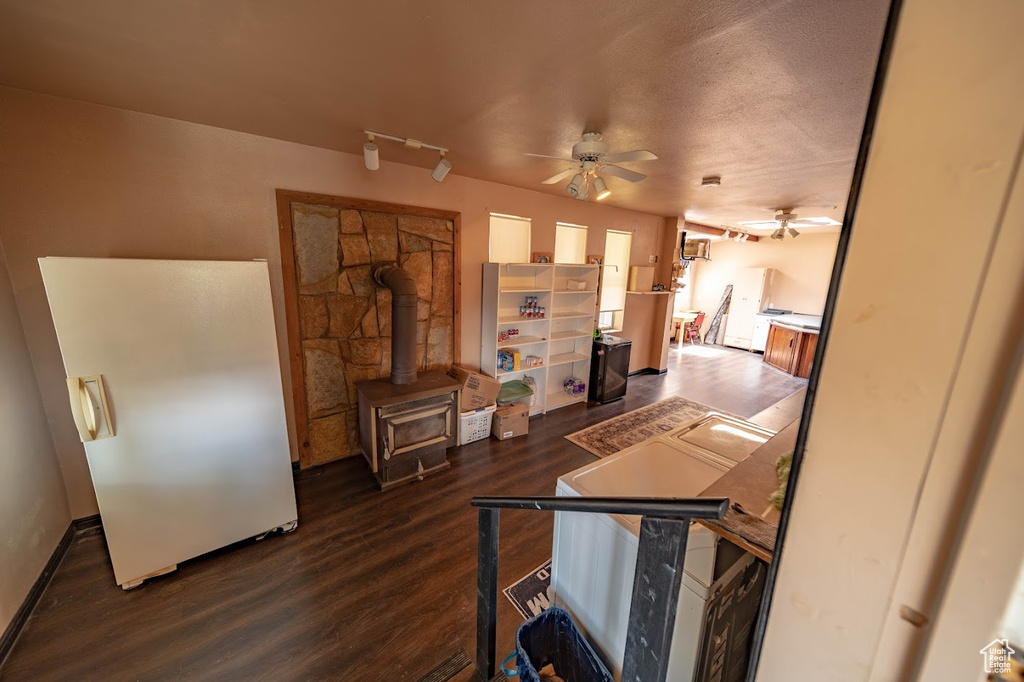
<box><xmin>683</xmin><ymin>312</ymin><xmax>705</xmax><ymax>345</ymax></box>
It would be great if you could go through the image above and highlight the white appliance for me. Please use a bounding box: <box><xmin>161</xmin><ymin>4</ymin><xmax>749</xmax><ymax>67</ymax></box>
<box><xmin>752</xmin><ymin>314</ymin><xmax>772</xmax><ymax>352</ymax></box>
<box><xmin>39</xmin><ymin>258</ymin><xmax>298</xmax><ymax>589</ymax></box>
<box><xmin>723</xmin><ymin>268</ymin><xmax>774</xmax><ymax>350</ymax></box>
<box><xmin>551</xmin><ymin>414</ymin><xmax>773</xmax><ymax>681</ymax></box>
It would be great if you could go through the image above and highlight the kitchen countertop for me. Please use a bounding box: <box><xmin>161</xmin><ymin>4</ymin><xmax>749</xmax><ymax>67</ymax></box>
<box><xmin>768</xmin><ymin>313</ymin><xmax>822</xmax><ymax>333</ymax></box>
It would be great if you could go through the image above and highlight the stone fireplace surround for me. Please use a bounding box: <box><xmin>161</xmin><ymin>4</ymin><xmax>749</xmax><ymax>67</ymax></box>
<box><xmin>277</xmin><ymin>191</ymin><xmax>460</xmax><ymax>468</ymax></box>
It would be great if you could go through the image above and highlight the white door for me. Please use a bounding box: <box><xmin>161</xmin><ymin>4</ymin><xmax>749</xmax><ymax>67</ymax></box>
<box><xmin>39</xmin><ymin>258</ymin><xmax>297</xmax><ymax>587</ymax></box>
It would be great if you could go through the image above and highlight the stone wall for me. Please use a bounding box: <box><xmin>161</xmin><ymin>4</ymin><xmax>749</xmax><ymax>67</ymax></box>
<box><xmin>291</xmin><ymin>202</ymin><xmax>455</xmax><ymax>465</ymax></box>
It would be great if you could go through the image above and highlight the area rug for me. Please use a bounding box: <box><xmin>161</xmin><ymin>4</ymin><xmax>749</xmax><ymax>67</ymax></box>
<box><xmin>503</xmin><ymin>559</ymin><xmax>552</xmax><ymax>620</ymax></box>
<box><xmin>565</xmin><ymin>395</ymin><xmax>723</xmax><ymax>458</ymax></box>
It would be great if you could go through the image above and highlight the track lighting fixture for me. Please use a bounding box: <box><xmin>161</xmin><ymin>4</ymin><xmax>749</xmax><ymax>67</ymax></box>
<box><xmin>566</xmin><ymin>173</ymin><xmax>586</xmax><ymax>198</ymax></box>
<box><xmin>362</xmin><ymin>129</ymin><xmax>451</xmax><ymax>181</ymax></box>
<box><xmin>363</xmin><ymin>135</ymin><xmax>379</xmax><ymax>171</ymax></box>
<box><xmin>734</xmin><ymin>232</ymin><xmax>743</xmax><ymax>243</ymax></box>
<box><xmin>741</xmin><ymin>232</ymin><xmax>749</xmax><ymax>242</ymax></box>
<box><xmin>722</xmin><ymin>230</ymin><xmax>731</xmax><ymax>240</ymax></box>
<box><xmin>592</xmin><ymin>176</ymin><xmax>611</xmax><ymax>201</ymax></box>
<box><xmin>431</xmin><ymin>153</ymin><xmax>451</xmax><ymax>183</ymax></box>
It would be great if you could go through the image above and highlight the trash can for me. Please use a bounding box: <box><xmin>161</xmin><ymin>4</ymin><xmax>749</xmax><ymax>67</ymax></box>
<box><xmin>506</xmin><ymin>607</ymin><xmax>613</xmax><ymax>682</ymax></box>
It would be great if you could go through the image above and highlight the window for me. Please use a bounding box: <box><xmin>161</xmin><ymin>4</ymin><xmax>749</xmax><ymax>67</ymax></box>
<box><xmin>554</xmin><ymin>222</ymin><xmax>587</xmax><ymax>264</ymax></box>
<box><xmin>599</xmin><ymin>230</ymin><xmax>632</xmax><ymax>331</ymax></box>
<box><xmin>488</xmin><ymin>213</ymin><xmax>531</xmax><ymax>263</ymax></box>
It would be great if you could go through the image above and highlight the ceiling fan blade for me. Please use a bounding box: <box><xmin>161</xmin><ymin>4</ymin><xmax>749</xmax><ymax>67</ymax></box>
<box><xmin>600</xmin><ymin>149</ymin><xmax>658</xmax><ymax>164</ymax></box>
<box><xmin>524</xmin><ymin>153</ymin><xmax>577</xmax><ymax>163</ymax></box>
<box><xmin>541</xmin><ymin>168</ymin><xmax>579</xmax><ymax>185</ymax></box>
<box><xmin>601</xmin><ymin>164</ymin><xmax>647</xmax><ymax>183</ymax></box>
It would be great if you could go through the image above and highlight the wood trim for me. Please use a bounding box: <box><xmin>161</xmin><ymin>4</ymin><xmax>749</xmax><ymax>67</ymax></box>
<box><xmin>274</xmin><ymin>190</ymin><xmax>463</xmax><ymax>469</ymax></box>
<box><xmin>683</xmin><ymin>220</ymin><xmax>760</xmax><ymax>242</ymax></box>
<box><xmin>276</xmin><ymin>191</ymin><xmax>311</xmax><ymax>468</ymax></box>
<box><xmin>0</xmin><ymin>515</ymin><xmax>103</xmax><ymax>667</ymax></box>
<box><xmin>274</xmin><ymin>190</ymin><xmax>460</xmax><ymax>222</ymax></box>
<box><xmin>452</xmin><ymin>213</ymin><xmax>462</xmax><ymax>365</ymax></box>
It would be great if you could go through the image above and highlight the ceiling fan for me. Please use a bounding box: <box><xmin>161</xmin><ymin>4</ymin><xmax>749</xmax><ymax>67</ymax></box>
<box><xmin>525</xmin><ymin>132</ymin><xmax>658</xmax><ymax>201</ymax></box>
<box><xmin>739</xmin><ymin>209</ymin><xmax>841</xmax><ymax>240</ymax></box>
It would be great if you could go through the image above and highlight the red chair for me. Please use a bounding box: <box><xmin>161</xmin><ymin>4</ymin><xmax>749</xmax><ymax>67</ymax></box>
<box><xmin>682</xmin><ymin>312</ymin><xmax>705</xmax><ymax>345</ymax></box>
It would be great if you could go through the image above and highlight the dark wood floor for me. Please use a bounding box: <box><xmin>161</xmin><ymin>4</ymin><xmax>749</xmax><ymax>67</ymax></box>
<box><xmin>0</xmin><ymin>345</ymin><xmax>805</xmax><ymax>682</ymax></box>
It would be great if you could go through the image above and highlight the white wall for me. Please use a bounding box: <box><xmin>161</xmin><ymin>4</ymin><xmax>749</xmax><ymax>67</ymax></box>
<box><xmin>757</xmin><ymin>0</ymin><xmax>1024</xmax><ymax>678</ymax></box>
<box><xmin>689</xmin><ymin>231</ymin><xmax>839</xmax><ymax>332</ymax></box>
<box><xmin>0</xmin><ymin>242</ymin><xmax>72</xmax><ymax>635</ymax></box>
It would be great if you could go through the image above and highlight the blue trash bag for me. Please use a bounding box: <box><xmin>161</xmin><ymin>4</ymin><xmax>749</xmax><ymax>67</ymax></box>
<box><xmin>501</xmin><ymin>607</ymin><xmax>613</xmax><ymax>682</ymax></box>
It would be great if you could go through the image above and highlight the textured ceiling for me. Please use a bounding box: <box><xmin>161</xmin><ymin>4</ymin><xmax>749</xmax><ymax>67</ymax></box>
<box><xmin>0</xmin><ymin>0</ymin><xmax>889</xmax><ymax>227</ymax></box>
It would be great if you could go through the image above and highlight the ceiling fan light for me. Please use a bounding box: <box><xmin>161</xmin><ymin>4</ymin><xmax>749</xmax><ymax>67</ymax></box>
<box><xmin>431</xmin><ymin>154</ymin><xmax>451</xmax><ymax>182</ymax></box>
<box><xmin>593</xmin><ymin>176</ymin><xmax>611</xmax><ymax>200</ymax></box>
<box><xmin>363</xmin><ymin>141</ymin><xmax>379</xmax><ymax>171</ymax></box>
<box><xmin>787</xmin><ymin>226</ymin><xmax>800</xmax><ymax>238</ymax></box>
<box><xmin>771</xmin><ymin>227</ymin><xmax>784</xmax><ymax>240</ymax></box>
<box><xmin>566</xmin><ymin>173</ymin><xmax>586</xmax><ymax>198</ymax></box>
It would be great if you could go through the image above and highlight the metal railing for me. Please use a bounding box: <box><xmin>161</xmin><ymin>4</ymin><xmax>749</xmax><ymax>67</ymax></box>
<box><xmin>470</xmin><ymin>496</ymin><xmax>729</xmax><ymax>682</ymax></box>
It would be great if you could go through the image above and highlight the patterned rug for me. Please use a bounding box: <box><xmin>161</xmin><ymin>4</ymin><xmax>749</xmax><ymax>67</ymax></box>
<box><xmin>565</xmin><ymin>396</ymin><xmax>725</xmax><ymax>458</ymax></box>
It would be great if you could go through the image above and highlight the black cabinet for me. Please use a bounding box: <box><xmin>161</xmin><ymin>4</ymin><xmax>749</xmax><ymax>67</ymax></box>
<box><xmin>589</xmin><ymin>335</ymin><xmax>632</xmax><ymax>404</ymax></box>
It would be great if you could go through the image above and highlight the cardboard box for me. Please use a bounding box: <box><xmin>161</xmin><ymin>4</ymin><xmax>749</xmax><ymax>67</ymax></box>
<box><xmin>491</xmin><ymin>404</ymin><xmax>529</xmax><ymax>440</ymax></box>
<box><xmin>447</xmin><ymin>365</ymin><xmax>502</xmax><ymax>410</ymax></box>
<box><xmin>628</xmin><ymin>265</ymin><xmax>655</xmax><ymax>292</ymax></box>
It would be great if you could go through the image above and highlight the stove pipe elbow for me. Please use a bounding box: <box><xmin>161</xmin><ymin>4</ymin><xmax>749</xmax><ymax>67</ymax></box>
<box><xmin>371</xmin><ymin>263</ymin><xmax>418</xmax><ymax>385</ymax></box>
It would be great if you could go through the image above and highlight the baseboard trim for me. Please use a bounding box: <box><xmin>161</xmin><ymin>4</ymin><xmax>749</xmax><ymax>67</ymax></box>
<box><xmin>0</xmin><ymin>515</ymin><xmax>103</xmax><ymax>667</ymax></box>
<box><xmin>628</xmin><ymin>367</ymin><xmax>667</xmax><ymax>377</ymax></box>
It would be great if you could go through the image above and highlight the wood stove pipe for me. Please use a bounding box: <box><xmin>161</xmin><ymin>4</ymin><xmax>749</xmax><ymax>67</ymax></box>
<box><xmin>371</xmin><ymin>263</ymin><xmax>418</xmax><ymax>385</ymax></box>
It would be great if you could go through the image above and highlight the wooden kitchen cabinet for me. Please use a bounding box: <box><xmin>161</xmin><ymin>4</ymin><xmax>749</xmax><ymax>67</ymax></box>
<box><xmin>764</xmin><ymin>323</ymin><xmax>818</xmax><ymax>379</ymax></box>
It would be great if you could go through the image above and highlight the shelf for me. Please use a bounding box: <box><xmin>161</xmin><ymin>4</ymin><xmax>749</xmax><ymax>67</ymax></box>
<box><xmin>626</xmin><ymin>290</ymin><xmax>673</xmax><ymax>295</ymax></box>
<box><xmin>548</xmin><ymin>352</ymin><xmax>590</xmax><ymax>366</ymax></box>
<box><xmin>500</xmin><ymin>287</ymin><xmax>549</xmax><ymax>293</ymax></box>
<box><xmin>499</xmin><ymin>316</ymin><xmax>550</xmax><ymax>325</ymax></box>
<box><xmin>553</xmin><ymin>289</ymin><xmax>598</xmax><ymax>294</ymax></box>
<box><xmin>550</xmin><ymin>330</ymin><xmax>593</xmax><ymax>341</ymax></box>
<box><xmin>497</xmin><ymin>336</ymin><xmax>545</xmax><ymax>348</ymax></box>
<box><xmin>546</xmin><ymin>391</ymin><xmax>587</xmax><ymax>410</ymax></box>
<box><xmin>496</xmin><ymin>366</ymin><xmax>545</xmax><ymax>377</ymax></box>
<box><xmin>551</xmin><ymin>311</ymin><xmax>593</xmax><ymax>320</ymax></box>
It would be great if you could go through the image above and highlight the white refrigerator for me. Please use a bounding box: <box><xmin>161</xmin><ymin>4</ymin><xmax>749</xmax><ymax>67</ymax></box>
<box><xmin>39</xmin><ymin>257</ymin><xmax>299</xmax><ymax>589</ymax></box>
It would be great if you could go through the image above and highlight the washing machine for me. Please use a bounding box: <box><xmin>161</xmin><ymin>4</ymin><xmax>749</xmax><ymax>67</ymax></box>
<box><xmin>550</xmin><ymin>413</ymin><xmax>773</xmax><ymax>681</ymax></box>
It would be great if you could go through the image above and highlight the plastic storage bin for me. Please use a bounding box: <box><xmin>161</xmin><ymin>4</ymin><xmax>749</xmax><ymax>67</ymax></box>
<box><xmin>506</xmin><ymin>607</ymin><xmax>613</xmax><ymax>682</ymax></box>
<box><xmin>458</xmin><ymin>404</ymin><xmax>496</xmax><ymax>445</ymax></box>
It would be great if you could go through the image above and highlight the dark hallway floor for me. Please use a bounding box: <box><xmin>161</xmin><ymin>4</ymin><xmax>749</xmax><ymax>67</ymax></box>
<box><xmin>0</xmin><ymin>344</ymin><xmax>806</xmax><ymax>681</ymax></box>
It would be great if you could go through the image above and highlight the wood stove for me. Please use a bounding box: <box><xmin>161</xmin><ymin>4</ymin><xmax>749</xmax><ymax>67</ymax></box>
<box><xmin>355</xmin><ymin>263</ymin><xmax>460</xmax><ymax>490</ymax></box>
<box><xmin>357</xmin><ymin>372</ymin><xmax>460</xmax><ymax>489</ymax></box>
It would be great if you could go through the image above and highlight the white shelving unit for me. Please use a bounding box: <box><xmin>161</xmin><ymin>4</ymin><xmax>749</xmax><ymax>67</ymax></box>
<box><xmin>481</xmin><ymin>263</ymin><xmax>599</xmax><ymax>415</ymax></box>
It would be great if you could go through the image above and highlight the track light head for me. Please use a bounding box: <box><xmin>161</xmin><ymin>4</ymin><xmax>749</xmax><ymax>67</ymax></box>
<box><xmin>431</xmin><ymin>154</ymin><xmax>451</xmax><ymax>182</ymax></box>
<box><xmin>593</xmin><ymin>176</ymin><xmax>611</xmax><ymax>201</ymax></box>
<box><xmin>787</xmin><ymin>226</ymin><xmax>800</xmax><ymax>238</ymax></box>
<box><xmin>567</xmin><ymin>173</ymin><xmax>586</xmax><ymax>198</ymax></box>
<box><xmin>363</xmin><ymin>138</ymin><xmax>379</xmax><ymax>171</ymax></box>
<box><xmin>722</xmin><ymin>230</ymin><xmax>731</xmax><ymax>240</ymax></box>
<box><xmin>741</xmin><ymin>232</ymin><xmax>749</xmax><ymax>242</ymax></box>
<box><xmin>734</xmin><ymin>232</ymin><xmax>743</xmax><ymax>242</ymax></box>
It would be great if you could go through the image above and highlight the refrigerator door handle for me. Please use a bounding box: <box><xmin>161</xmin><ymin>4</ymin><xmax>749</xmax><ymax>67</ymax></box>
<box><xmin>66</xmin><ymin>375</ymin><xmax>114</xmax><ymax>442</ymax></box>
